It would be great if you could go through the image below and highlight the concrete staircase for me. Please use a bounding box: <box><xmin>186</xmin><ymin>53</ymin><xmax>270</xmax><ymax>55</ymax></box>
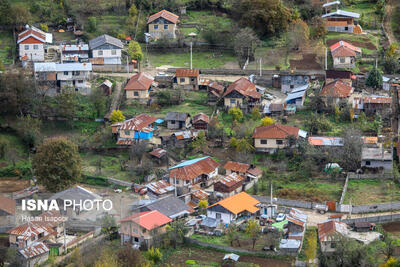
<box><xmin>45</xmin><ymin>48</ymin><xmax>58</xmax><ymax>62</ymax></box>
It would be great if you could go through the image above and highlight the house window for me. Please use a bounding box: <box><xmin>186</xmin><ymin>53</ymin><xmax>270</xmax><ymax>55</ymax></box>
<box><xmin>365</xmin><ymin>161</ymin><xmax>371</xmax><ymax>166</ymax></box>
<box><xmin>134</xmin><ymin>237</ymin><xmax>139</xmax><ymax>242</ymax></box>
<box><xmin>230</xmin><ymin>99</ymin><xmax>236</xmax><ymax>104</ymax></box>
<box><xmin>75</xmin><ymin>88</ymin><xmax>78</xmax><ymax>92</ymax></box>
<box><xmin>73</xmin><ymin>71</ymin><xmax>80</xmax><ymax>76</ymax></box>
<box><xmin>111</xmin><ymin>49</ymin><xmax>116</xmax><ymax>55</ymax></box>
<box><xmin>340</xmin><ymin>57</ymin><xmax>345</xmax><ymax>63</ymax></box>
<box><xmin>124</xmin><ymin>130</ymin><xmax>130</xmax><ymax>135</ymax></box>
<box><xmin>64</xmin><ymin>71</ymin><xmax>69</xmax><ymax>75</ymax></box>
<box><xmin>154</xmin><ymin>25</ymin><xmax>159</xmax><ymax>30</ymax></box>
<box><xmin>98</xmin><ymin>50</ymin><xmax>103</xmax><ymax>56</ymax></box>
<box><xmin>331</xmin><ymin>242</ymin><xmax>336</xmax><ymax>248</ymax></box>
<box><xmin>134</xmin><ymin>92</ymin><xmax>139</xmax><ymax>96</ymax></box>
<box><xmin>191</xmin><ymin>78</ymin><xmax>195</xmax><ymax>82</ymax></box>
<box><xmin>345</xmin><ymin>26</ymin><xmax>349</xmax><ymax>31</ymax></box>
<box><xmin>24</xmin><ymin>45</ymin><xmax>29</xmax><ymax>50</ymax></box>
<box><xmin>180</xmin><ymin>78</ymin><xmax>185</xmax><ymax>83</ymax></box>
<box><xmin>164</xmin><ymin>25</ymin><xmax>168</xmax><ymax>30</ymax></box>
<box><xmin>33</xmin><ymin>45</ymin><xmax>38</xmax><ymax>50</ymax></box>
<box><xmin>216</xmin><ymin>213</ymin><xmax>221</xmax><ymax>220</ymax></box>
<box><xmin>276</xmin><ymin>140</ymin><xmax>283</xmax><ymax>145</ymax></box>
<box><xmin>290</xmin><ymin>84</ymin><xmax>294</xmax><ymax>89</ymax></box>
<box><xmin>78</xmin><ymin>80</ymin><xmax>83</xmax><ymax>83</ymax></box>
<box><xmin>260</xmin><ymin>139</ymin><xmax>267</xmax><ymax>144</ymax></box>
<box><xmin>170</xmin><ymin>120</ymin><xmax>176</xmax><ymax>124</ymax></box>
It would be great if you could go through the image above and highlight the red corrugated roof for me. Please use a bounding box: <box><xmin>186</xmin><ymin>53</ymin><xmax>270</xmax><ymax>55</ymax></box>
<box><xmin>320</xmin><ymin>80</ymin><xmax>353</xmax><ymax>98</ymax></box>
<box><xmin>120</xmin><ymin>210</ymin><xmax>172</xmax><ymax>230</ymax></box>
<box><xmin>149</xmin><ymin>148</ymin><xmax>167</xmax><ymax>158</ymax></box>
<box><xmin>318</xmin><ymin>220</ymin><xmax>348</xmax><ymax>242</ymax></box>
<box><xmin>119</xmin><ymin>114</ymin><xmax>158</xmax><ymax>131</ymax></box>
<box><xmin>223</xmin><ymin>77</ymin><xmax>261</xmax><ymax>99</ymax></box>
<box><xmin>330</xmin><ymin>40</ymin><xmax>361</xmax><ymax>54</ymax></box>
<box><xmin>193</xmin><ymin>113</ymin><xmax>210</xmax><ymax>124</ymax></box>
<box><xmin>148</xmin><ymin>9</ymin><xmax>179</xmax><ymax>24</ymax></box>
<box><xmin>216</xmin><ymin>172</ymin><xmax>245</xmax><ymax>187</ymax></box>
<box><xmin>17</xmin><ymin>28</ymin><xmax>45</xmax><ymax>44</ymax></box>
<box><xmin>176</xmin><ymin>68</ymin><xmax>200</xmax><ymax>77</ymax></box>
<box><xmin>223</xmin><ymin>161</ymin><xmax>250</xmax><ymax>173</ymax></box>
<box><xmin>363</xmin><ymin>96</ymin><xmax>392</xmax><ymax>104</ymax></box>
<box><xmin>331</xmin><ymin>46</ymin><xmax>356</xmax><ymax>57</ymax></box>
<box><xmin>169</xmin><ymin>157</ymin><xmax>219</xmax><ymax>181</ymax></box>
<box><xmin>253</xmin><ymin>124</ymin><xmax>300</xmax><ymax>139</ymax></box>
<box><xmin>0</xmin><ymin>195</ymin><xmax>16</xmax><ymax>215</ymax></box>
<box><xmin>124</xmin><ymin>72</ymin><xmax>154</xmax><ymax>91</ymax></box>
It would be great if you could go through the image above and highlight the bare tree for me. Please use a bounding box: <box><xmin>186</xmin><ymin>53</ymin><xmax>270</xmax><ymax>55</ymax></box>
<box><xmin>129</xmin><ymin>142</ymin><xmax>147</xmax><ymax>164</ymax></box>
<box><xmin>339</xmin><ymin>127</ymin><xmax>363</xmax><ymax>171</ymax></box>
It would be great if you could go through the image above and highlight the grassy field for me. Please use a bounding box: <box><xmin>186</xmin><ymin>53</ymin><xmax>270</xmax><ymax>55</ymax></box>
<box><xmin>325</xmin><ymin>32</ymin><xmax>380</xmax><ymax>55</ymax></box>
<box><xmin>343</xmin><ymin>179</ymin><xmax>400</xmax><ymax>205</ymax></box>
<box><xmin>180</xmin><ymin>10</ymin><xmax>233</xmax><ymax>28</ymax></box>
<box><xmin>0</xmin><ymin>30</ymin><xmax>14</xmax><ymax>65</ymax></box>
<box><xmin>343</xmin><ymin>0</ymin><xmax>381</xmax><ymax>30</ymax></box>
<box><xmin>122</xmin><ymin>91</ymin><xmax>213</xmax><ymax>118</ymax></box>
<box><xmin>392</xmin><ymin>5</ymin><xmax>400</xmax><ymax>42</ymax></box>
<box><xmin>144</xmin><ymin>50</ymin><xmax>236</xmax><ymax>69</ymax></box>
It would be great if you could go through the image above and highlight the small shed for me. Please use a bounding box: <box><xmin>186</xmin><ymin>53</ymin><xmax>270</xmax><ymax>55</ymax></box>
<box><xmin>200</xmin><ymin>217</ymin><xmax>219</xmax><ymax>232</ymax></box>
<box><xmin>354</xmin><ymin>221</ymin><xmax>374</xmax><ymax>232</ymax></box>
<box><xmin>99</xmin><ymin>79</ymin><xmax>113</xmax><ymax>95</ymax></box>
<box><xmin>192</xmin><ymin>113</ymin><xmax>209</xmax><ymax>130</ymax></box>
<box><xmin>149</xmin><ymin>148</ymin><xmax>167</xmax><ymax>164</ymax></box>
<box><xmin>279</xmin><ymin>239</ymin><xmax>301</xmax><ymax>253</ymax></box>
<box><xmin>223</xmin><ymin>253</ymin><xmax>240</xmax><ymax>262</ymax></box>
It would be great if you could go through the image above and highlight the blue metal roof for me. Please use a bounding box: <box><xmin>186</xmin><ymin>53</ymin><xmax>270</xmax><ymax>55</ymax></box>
<box><xmin>291</xmin><ymin>84</ymin><xmax>308</xmax><ymax>93</ymax></box>
<box><xmin>285</xmin><ymin>90</ymin><xmax>306</xmax><ymax>102</ymax></box>
<box><xmin>155</xmin><ymin>119</ymin><xmax>164</xmax><ymax>124</ymax></box>
<box><xmin>169</xmin><ymin>156</ymin><xmax>210</xmax><ymax>170</ymax></box>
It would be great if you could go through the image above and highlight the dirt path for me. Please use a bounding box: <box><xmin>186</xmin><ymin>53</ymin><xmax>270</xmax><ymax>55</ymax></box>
<box><xmin>104</xmin><ymin>81</ymin><xmax>123</xmax><ymax>120</ymax></box>
<box><xmin>384</xmin><ymin>0</ymin><xmax>399</xmax><ymax>45</ymax></box>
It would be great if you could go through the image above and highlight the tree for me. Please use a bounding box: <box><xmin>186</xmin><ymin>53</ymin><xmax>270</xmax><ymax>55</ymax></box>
<box><xmin>90</xmin><ymin>87</ymin><xmax>107</xmax><ymax>118</ymax></box>
<box><xmin>286</xmin><ymin>19</ymin><xmax>309</xmax><ymax>51</ymax></box>
<box><xmin>339</xmin><ymin>127</ymin><xmax>362</xmax><ymax>171</ymax></box>
<box><xmin>88</xmin><ymin>16</ymin><xmax>97</xmax><ymax>32</ymax></box>
<box><xmin>128</xmin><ymin>41</ymin><xmax>143</xmax><ymax>62</ymax></box>
<box><xmin>166</xmin><ymin>219</ymin><xmax>188</xmax><ymax>249</ymax></box>
<box><xmin>366</xmin><ymin>65</ymin><xmax>383</xmax><ymax>89</ymax></box>
<box><xmin>381</xmin><ymin>234</ymin><xmax>397</xmax><ymax>260</ymax></box>
<box><xmin>40</xmin><ymin>24</ymin><xmax>48</xmax><ymax>32</ymax></box>
<box><xmin>305</xmin><ymin>230</ymin><xmax>317</xmax><ymax>265</ymax></box>
<box><xmin>236</xmin><ymin>137</ymin><xmax>254</xmax><ymax>152</ymax></box>
<box><xmin>110</xmin><ymin>110</ymin><xmax>125</xmax><ymax>124</ymax></box>
<box><xmin>228</xmin><ymin>107</ymin><xmax>243</xmax><ymax>121</ymax></box>
<box><xmin>304</xmin><ymin>114</ymin><xmax>332</xmax><ymax>135</ymax></box>
<box><xmin>384</xmin><ymin>56</ymin><xmax>399</xmax><ymax>74</ymax></box>
<box><xmin>251</xmin><ymin>107</ymin><xmax>261</xmax><ymax>120</ymax></box>
<box><xmin>56</xmin><ymin>90</ymin><xmax>78</xmax><ymax>119</ymax></box>
<box><xmin>233</xmin><ymin>28</ymin><xmax>261</xmax><ymax>68</ymax></box>
<box><xmin>246</xmin><ymin>219</ymin><xmax>261</xmax><ymax>249</ymax></box>
<box><xmin>14</xmin><ymin>115</ymin><xmax>42</xmax><ymax>148</ymax></box>
<box><xmin>261</xmin><ymin>116</ymin><xmax>275</xmax><ymax>126</ymax></box>
<box><xmin>10</xmin><ymin>4</ymin><xmax>31</xmax><ymax>27</ymax></box>
<box><xmin>146</xmin><ymin>247</ymin><xmax>162</xmax><ymax>264</ymax></box>
<box><xmin>198</xmin><ymin>199</ymin><xmax>208</xmax><ymax>214</ymax></box>
<box><xmin>117</xmin><ymin>246</ymin><xmax>149</xmax><ymax>267</ymax></box>
<box><xmin>0</xmin><ymin>136</ymin><xmax>9</xmax><ymax>159</ymax></box>
<box><xmin>129</xmin><ymin>142</ymin><xmax>147</xmax><ymax>164</ymax></box>
<box><xmin>226</xmin><ymin>224</ymin><xmax>240</xmax><ymax>247</ymax></box>
<box><xmin>32</xmin><ymin>138</ymin><xmax>82</xmax><ymax>192</ymax></box>
<box><xmin>233</xmin><ymin>0</ymin><xmax>292</xmax><ymax>37</ymax></box>
<box><xmin>191</xmin><ymin>131</ymin><xmax>207</xmax><ymax>152</ymax></box>
<box><xmin>310</xmin><ymin>17</ymin><xmax>327</xmax><ymax>39</ymax></box>
<box><xmin>0</xmin><ymin>0</ymin><xmax>12</xmax><ymax>25</ymax></box>
<box><xmin>94</xmin><ymin>248</ymin><xmax>120</xmax><ymax>267</ymax></box>
<box><xmin>382</xmin><ymin>257</ymin><xmax>400</xmax><ymax>267</ymax></box>
<box><xmin>385</xmin><ymin>43</ymin><xmax>398</xmax><ymax>58</ymax></box>
<box><xmin>101</xmin><ymin>214</ymin><xmax>118</xmax><ymax>238</ymax></box>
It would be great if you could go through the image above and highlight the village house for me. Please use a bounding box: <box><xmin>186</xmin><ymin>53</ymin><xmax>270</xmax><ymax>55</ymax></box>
<box><xmin>168</xmin><ymin>156</ymin><xmax>219</xmax><ymax>190</ymax></box>
<box><xmin>89</xmin><ymin>34</ymin><xmax>123</xmax><ymax>65</ymax></box>
<box><xmin>165</xmin><ymin>112</ymin><xmax>191</xmax><ymax>130</ymax></box>
<box><xmin>124</xmin><ymin>72</ymin><xmax>154</xmax><ymax>102</ymax></box>
<box><xmin>326</xmin><ymin>70</ymin><xmax>354</xmax><ymax>85</ymax></box>
<box><xmin>253</xmin><ymin>124</ymin><xmax>306</xmax><ymax>153</ymax></box>
<box><xmin>223</xmin><ymin>161</ymin><xmax>262</xmax><ymax>190</ymax></box>
<box><xmin>149</xmin><ymin>147</ymin><xmax>167</xmax><ymax>164</ymax></box>
<box><xmin>174</xmin><ymin>69</ymin><xmax>200</xmax><ymax>90</ymax></box>
<box><xmin>18</xmin><ymin>242</ymin><xmax>50</xmax><ymax>267</ymax></box>
<box><xmin>207</xmin><ymin>81</ymin><xmax>225</xmax><ymax>105</ymax></box>
<box><xmin>0</xmin><ymin>195</ymin><xmax>16</xmax><ymax>232</ymax></box>
<box><xmin>131</xmin><ymin>195</ymin><xmax>193</xmax><ymax>219</ymax></box>
<box><xmin>161</xmin><ymin>130</ymin><xmax>199</xmax><ymax>148</ymax></box>
<box><xmin>361</xmin><ymin>147</ymin><xmax>392</xmax><ymax>171</ymax></box>
<box><xmin>322</xmin><ymin>10</ymin><xmax>362</xmax><ymax>34</ymax></box>
<box><xmin>192</xmin><ymin>113</ymin><xmax>209</xmax><ymax>130</ymax></box>
<box><xmin>330</xmin><ymin>41</ymin><xmax>361</xmax><ymax>69</ymax></box>
<box><xmin>214</xmin><ymin>173</ymin><xmax>245</xmax><ymax>198</ymax></box>
<box><xmin>223</xmin><ymin>77</ymin><xmax>262</xmax><ymax>112</ymax></box>
<box><xmin>60</xmin><ymin>43</ymin><xmax>89</xmax><ymax>63</ymax></box>
<box><xmin>206</xmin><ymin>192</ymin><xmax>260</xmax><ymax>225</ymax></box>
<box><xmin>285</xmin><ymin>85</ymin><xmax>308</xmax><ymax>107</ymax></box>
<box><xmin>147</xmin><ymin>10</ymin><xmax>179</xmax><ymax>40</ymax></box>
<box><xmin>280</xmin><ymin>208</ymin><xmax>307</xmax><ymax>254</ymax></box>
<box><xmin>264</xmin><ymin>103</ymin><xmax>284</xmax><ymax>116</ymax></box>
<box><xmin>319</xmin><ymin>79</ymin><xmax>354</xmax><ymax>106</ymax></box>
<box><xmin>112</xmin><ymin>114</ymin><xmax>160</xmax><ymax>145</ymax></box>
<box><xmin>352</xmin><ymin>96</ymin><xmax>392</xmax><ymax>115</ymax></box>
<box><xmin>49</xmin><ymin>186</ymin><xmax>102</xmax><ymax>219</ymax></box>
<box><xmin>279</xmin><ymin>74</ymin><xmax>309</xmax><ymax>94</ymax></box>
<box><xmin>17</xmin><ymin>26</ymin><xmax>52</xmax><ymax>62</ymax></box>
<box><xmin>318</xmin><ymin>220</ymin><xmax>349</xmax><ymax>252</ymax></box>
<box><xmin>187</xmin><ymin>189</ymin><xmax>209</xmax><ymax>210</ymax></box>
<box><xmin>308</xmin><ymin>136</ymin><xmax>344</xmax><ymax>147</ymax></box>
<box><xmin>34</xmin><ymin>62</ymin><xmax>93</xmax><ymax>94</ymax></box>
<box><xmin>120</xmin><ymin>210</ymin><xmax>172</xmax><ymax>248</ymax></box>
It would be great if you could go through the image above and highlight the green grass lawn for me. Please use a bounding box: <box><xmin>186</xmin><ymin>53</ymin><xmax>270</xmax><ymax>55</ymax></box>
<box><xmin>122</xmin><ymin>91</ymin><xmax>213</xmax><ymax>118</ymax></box>
<box><xmin>343</xmin><ymin>0</ymin><xmax>381</xmax><ymax>29</ymax></box>
<box><xmin>144</xmin><ymin>50</ymin><xmax>236</xmax><ymax>69</ymax></box>
<box><xmin>180</xmin><ymin>11</ymin><xmax>233</xmax><ymax>28</ymax></box>
<box><xmin>0</xmin><ymin>132</ymin><xmax>29</xmax><ymax>168</ymax></box>
<box><xmin>325</xmin><ymin>32</ymin><xmax>380</xmax><ymax>55</ymax></box>
<box><xmin>180</xmin><ymin>27</ymin><xmax>199</xmax><ymax>37</ymax></box>
<box><xmin>343</xmin><ymin>179</ymin><xmax>400</xmax><ymax>205</ymax></box>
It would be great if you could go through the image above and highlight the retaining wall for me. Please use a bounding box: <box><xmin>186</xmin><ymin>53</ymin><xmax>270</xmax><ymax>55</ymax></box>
<box><xmin>343</xmin><ymin>213</ymin><xmax>400</xmax><ymax>225</ymax></box>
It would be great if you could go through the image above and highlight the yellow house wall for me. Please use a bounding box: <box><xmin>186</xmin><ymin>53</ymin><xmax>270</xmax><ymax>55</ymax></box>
<box><xmin>254</xmin><ymin>138</ymin><xmax>287</xmax><ymax>149</ymax></box>
<box><xmin>224</xmin><ymin>97</ymin><xmax>243</xmax><ymax>108</ymax></box>
<box><xmin>126</xmin><ymin>90</ymin><xmax>149</xmax><ymax>99</ymax></box>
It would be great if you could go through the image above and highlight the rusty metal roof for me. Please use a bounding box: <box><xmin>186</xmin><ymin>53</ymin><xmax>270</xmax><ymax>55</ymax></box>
<box><xmin>223</xmin><ymin>161</ymin><xmax>250</xmax><ymax>173</ymax></box>
<box><xmin>191</xmin><ymin>189</ymin><xmax>209</xmax><ymax>200</ymax></box>
<box><xmin>148</xmin><ymin>9</ymin><xmax>179</xmax><ymax>24</ymax></box>
<box><xmin>176</xmin><ymin>68</ymin><xmax>200</xmax><ymax>77</ymax></box>
<box><xmin>173</xmin><ymin>130</ymin><xmax>198</xmax><ymax>140</ymax></box>
<box><xmin>19</xmin><ymin>242</ymin><xmax>49</xmax><ymax>259</ymax></box>
<box><xmin>318</xmin><ymin>220</ymin><xmax>348</xmax><ymax>242</ymax></box>
<box><xmin>216</xmin><ymin>172</ymin><xmax>245</xmax><ymax>188</ymax></box>
<box><xmin>146</xmin><ymin>180</ymin><xmax>174</xmax><ymax>195</ymax></box>
<box><xmin>193</xmin><ymin>113</ymin><xmax>209</xmax><ymax>124</ymax></box>
<box><xmin>124</xmin><ymin>72</ymin><xmax>154</xmax><ymax>91</ymax></box>
<box><xmin>0</xmin><ymin>194</ymin><xmax>16</xmax><ymax>215</ymax></box>
<box><xmin>169</xmin><ymin>156</ymin><xmax>219</xmax><ymax>181</ymax></box>
<box><xmin>149</xmin><ymin>148</ymin><xmax>167</xmax><ymax>158</ymax></box>
<box><xmin>119</xmin><ymin>114</ymin><xmax>158</xmax><ymax>132</ymax></box>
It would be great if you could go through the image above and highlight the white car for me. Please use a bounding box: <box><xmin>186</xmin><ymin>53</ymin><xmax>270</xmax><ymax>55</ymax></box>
<box><xmin>114</xmin><ymin>189</ymin><xmax>122</xmax><ymax>193</ymax></box>
<box><xmin>276</xmin><ymin>213</ymin><xmax>286</xmax><ymax>222</ymax></box>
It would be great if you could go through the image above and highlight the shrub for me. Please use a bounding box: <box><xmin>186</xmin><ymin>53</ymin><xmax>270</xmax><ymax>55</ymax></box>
<box><xmin>88</xmin><ymin>17</ymin><xmax>97</xmax><ymax>32</ymax></box>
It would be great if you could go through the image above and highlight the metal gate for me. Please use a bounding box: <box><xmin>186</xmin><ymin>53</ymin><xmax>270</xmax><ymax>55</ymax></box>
<box><xmin>326</xmin><ymin>201</ymin><xmax>336</xmax><ymax>211</ymax></box>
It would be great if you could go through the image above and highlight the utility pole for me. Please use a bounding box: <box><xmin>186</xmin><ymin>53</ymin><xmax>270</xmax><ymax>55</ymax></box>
<box><xmin>190</xmin><ymin>41</ymin><xmax>193</xmax><ymax>69</ymax></box>
<box><xmin>126</xmin><ymin>55</ymin><xmax>129</xmax><ymax>74</ymax></box>
<box><xmin>174</xmin><ymin>174</ymin><xmax>177</xmax><ymax>197</ymax></box>
<box><xmin>259</xmin><ymin>58</ymin><xmax>262</xmax><ymax>77</ymax></box>
<box><xmin>325</xmin><ymin>48</ymin><xmax>327</xmax><ymax>70</ymax></box>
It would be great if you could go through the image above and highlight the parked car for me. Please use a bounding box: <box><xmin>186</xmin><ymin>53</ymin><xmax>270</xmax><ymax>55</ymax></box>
<box><xmin>315</xmin><ymin>204</ymin><xmax>328</xmax><ymax>214</ymax></box>
<box><xmin>262</xmin><ymin>226</ymin><xmax>278</xmax><ymax>234</ymax></box>
<box><xmin>276</xmin><ymin>213</ymin><xmax>286</xmax><ymax>222</ymax></box>
<box><xmin>114</xmin><ymin>189</ymin><xmax>122</xmax><ymax>193</ymax></box>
